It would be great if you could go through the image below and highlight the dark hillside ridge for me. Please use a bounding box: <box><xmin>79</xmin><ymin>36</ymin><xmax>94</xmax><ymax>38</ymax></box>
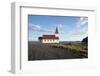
<box><xmin>82</xmin><ymin>37</ymin><xmax>88</xmax><ymax>43</ymax></box>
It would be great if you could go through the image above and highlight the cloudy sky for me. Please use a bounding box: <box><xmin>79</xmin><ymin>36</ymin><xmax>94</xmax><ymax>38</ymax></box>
<box><xmin>28</xmin><ymin>15</ymin><xmax>88</xmax><ymax>41</ymax></box>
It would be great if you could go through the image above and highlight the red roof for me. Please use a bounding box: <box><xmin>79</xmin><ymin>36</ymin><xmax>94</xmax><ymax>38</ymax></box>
<box><xmin>38</xmin><ymin>35</ymin><xmax>59</xmax><ymax>39</ymax></box>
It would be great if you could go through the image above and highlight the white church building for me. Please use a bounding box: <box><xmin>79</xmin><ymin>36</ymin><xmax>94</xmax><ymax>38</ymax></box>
<box><xmin>38</xmin><ymin>27</ymin><xmax>59</xmax><ymax>43</ymax></box>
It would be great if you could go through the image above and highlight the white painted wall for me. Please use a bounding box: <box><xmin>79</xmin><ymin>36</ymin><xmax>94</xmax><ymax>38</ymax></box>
<box><xmin>42</xmin><ymin>39</ymin><xmax>59</xmax><ymax>43</ymax></box>
<box><xmin>55</xmin><ymin>34</ymin><xmax>59</xmax><ymax>37</ymax></box>
<box><xmin>0</xmin><ymin>0</ymin><xmax>100</xmax><ymax>76</ymax></box>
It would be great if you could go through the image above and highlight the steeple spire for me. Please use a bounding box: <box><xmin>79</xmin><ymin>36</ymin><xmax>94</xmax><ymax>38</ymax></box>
<box><xmin>55</xmin><ymin>27</ymin><xmax>59</xmax><ymax>34</ymax></box>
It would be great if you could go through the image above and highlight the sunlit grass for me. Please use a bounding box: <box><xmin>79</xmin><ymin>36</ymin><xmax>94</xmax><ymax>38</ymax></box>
<box><xmin>49</xmin><ymin>43</ymin><xmax>88</xmax><ymax>57</ymax></box>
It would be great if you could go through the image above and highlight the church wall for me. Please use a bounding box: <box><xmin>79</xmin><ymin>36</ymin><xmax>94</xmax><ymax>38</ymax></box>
<box><xmin>42</xmin><ymin>39</ymin><xmax>59</xmax><ymax>43</ymax></box>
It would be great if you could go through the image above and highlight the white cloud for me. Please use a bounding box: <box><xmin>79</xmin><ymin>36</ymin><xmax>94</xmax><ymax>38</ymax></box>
<box><xmin>73</xmin><ymin>17</ymin><xmax>88</xmax><ymax>35</ymax></box>
<box><xmin>53</xmin><ymin>20</ymin><xmax>88</xmax><ymax>41</ymax></box>
<box><xmin>54</xmin><ymin>24</ymin><xmax>63</xmax><ymax>29</ymax></box>
<box><xmin>29</xmin><ymin>23</ymin><xmax>53</xmax><ymax>33</ymax></box>
<box><xmin>53</xmin><ymin>24</ymin><xmax>66</xmax><ymax>34</ymax></box>
<box><xmin>65</xmin><ymin>17</ymin><xmax>88</xmax><ymax>41</ymax></box>
<box><xmin>76</xmin><ymin>17</ymin><xmax>88</xmax><ymax>28</ymax></box>
<box><xmin>29</xmin><ymin>17</ymin><xmax>88</xmax><ymax>41</ymax></box>
<box><xmin>29</xmin><ymin>23</ymin><xmax>41</xmax><ymax>30</ymax></box>
<box><xmin>71</xmin><ymin>26</ymin><xmax>87</xmax><ymax>36</ymax></box>
<box><xmin>58</xmin><ymin>24</ymin><xmax>63</xmax><ymax>28</ymax></box>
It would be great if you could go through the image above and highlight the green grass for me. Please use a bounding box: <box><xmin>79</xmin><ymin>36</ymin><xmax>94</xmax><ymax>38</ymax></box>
<box><xmin>49</xmin><ymin>43</ymin><xmax>88</xmax><ymax>57</ymax></box>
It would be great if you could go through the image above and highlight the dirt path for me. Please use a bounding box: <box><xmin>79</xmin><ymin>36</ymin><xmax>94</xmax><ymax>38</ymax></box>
<box><xmin>28</xmin><ymin>43</ymin><xmax>87</xmax><ymax>60</ymax></box>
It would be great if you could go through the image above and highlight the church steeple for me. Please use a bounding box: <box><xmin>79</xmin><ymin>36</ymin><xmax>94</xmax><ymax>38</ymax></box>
<box><xmin>55</xmin><ymin>27</ymin><xmax>59</xmax><ymax>34</ymax></box>
<box><xmin>55</xmin><ymin>27</ymin><xmax>59</xmax><ymax>37</ymax></box>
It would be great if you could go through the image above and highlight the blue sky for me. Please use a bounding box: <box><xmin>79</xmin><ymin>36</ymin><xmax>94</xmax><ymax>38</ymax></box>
<box><xmin>28</xmin><ymin>15</ymin><xmax>88</xmax><ymax>41</ymax></box>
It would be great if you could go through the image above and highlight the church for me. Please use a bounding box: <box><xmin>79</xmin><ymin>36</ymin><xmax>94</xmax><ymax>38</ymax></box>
<box><xmin>38</xmin><ymin>27</ymin><xmax>59</xmax><ymax>43</ymax></box>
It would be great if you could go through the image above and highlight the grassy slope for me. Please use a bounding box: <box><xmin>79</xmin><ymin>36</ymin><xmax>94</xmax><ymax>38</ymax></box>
<box><xmin>49</xmin><ymin>43</ymin><xmax>88</xmax><ymax>57</ymax></box>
